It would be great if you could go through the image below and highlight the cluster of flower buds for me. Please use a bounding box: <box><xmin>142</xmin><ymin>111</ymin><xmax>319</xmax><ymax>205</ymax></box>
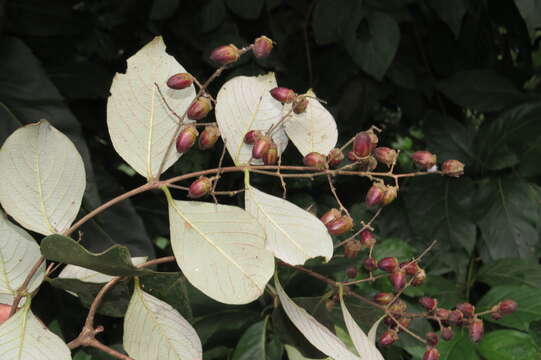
<box><xmin>243</xmin><ymin>131</ymin><xmax>279</xmax><ymax>164</ymax></box>
<box><xmin>365</xmin><ymin>183</ymin><xmax>398</xmax><ymax>207</ymax></box>
<box><xmin>176</xmin><ymin>124</ymin><xmax>220</xmax><ymax>153</ymax></box>
<box><xmin>327</xmin><ymin>148</ymin><xmax>344</xmax><ymax>167</ymax></box>
<box><xmin>319</xmin><ymin>208</ymin><xmax>353</xmax><ymax>236</ymax></box>
<box><xmin>209</xmin><ymin>36</ymin><xmax>274</xmax><ymax>65</ymax></box>
<box><xmin>412</xmin><ymin>150</ymin><xmax>465</xmax><ymax>177</ymax></box>
<box><xmin>378</xmin><ymin>299</ymin><xmax>410</xmax><ymax>346</ymax></box>
<box><xmin>269</xmin><ymin>87</ymin><xmax>310</xmax><ymax>115</ymax></box>
<box><xmin>374</xmin><ymin>258</ymin><xmax>425</xmax><ymax>291</ymax></box>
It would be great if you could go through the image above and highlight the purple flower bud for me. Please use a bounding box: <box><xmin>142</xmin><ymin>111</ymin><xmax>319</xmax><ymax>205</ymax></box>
<box><xmin>188</xmin><ymin>177</ymin><xmax>212</xmax><ymax>198</ymax></box>
<box><xmin>441</xmin><ymin>327</ymin><xmax>454</xmax><ymax>341</ymax></box>
<box><xmin>378</xmin><ymin>257</ymin><xmax>399</xmax><ymax>273</ymax></box>
<box><xmin>374</xmin><ymin>292</ymin><xmax>394</xmax><ymax>305</ymax></box>
<box><xmin>423</xmin><ymin>348</ymin><xmax>440</xmax><ymax>360</ymax></box>
<box><xmin>343</xmin><ymin>239</ymin><xmax>362</xmax><ymax>259</ymax></box>
<box><xmin>320</xmin><ymin>208</ymin><xmax>341</xmax><ymax>225</ymax></box>
<box><xmin>363</xmin><ymin>257</ymin><xmax>377</xmax><ymax>271</ymax></box>
<box><xmin>359</xmin><ymin>229</ymin><xmax>376</xmax><ymax>248</ymax></box>
<box><xmin>457</xmin><ymin>303</ymin><xmax>475</xmax><ymax>318</ymax></box>
<box><xmin>346</xmin><ymin>266</ymin><xmax>358</xmax><ymax>278</ymax></box>
<box><xmin>303</xmin><ymin>152</ymin><xmax>327</xmax><ymax>169</ymax></box>
<box><xmin>210</xmin><ymin>44</ymin><xmax>240</xmax><ymax>64</ymax></box>
<box><xmin>435</xmin><ymin>308</ymin><xmax>450</xmax><ymax>321</ymax></box>
<box><xmin>390</xmin><ymin>270</ymin><xmax>407</xmax><ymax>291</ymax></box>
<box><xmin>426</xmin><ymin>332</ymin><xmax>439</xmax><ymax>347</ymax></box>
<box><xmin>442</xmin><ymin>160</ymin><xmax>465</xmax><ymax>177</ymax></box>
<box><xmin>253</xmin><ymin>35</ymin><xmax>273</xmax><ymax>59</ymax></box>
<box><xmin>373</xmin><ymin>147</ymin><xmax>397</xmax><ymax>167</ymax></box>
<box><xmin>326</xmin><ymin>215</ymin><xmax>353</xmax><ymax>235</ymax></box>
<box><xmin>366</xmin><ymin>183</ymin><xmax>386</xmax><ymax>207</ymax></box>
<box><xmin>252</xmin><ymin>136</ymin><xmax>272</xmax><ymax>159</ymax></box>
<box><xmin>327</xmin><ymin>148</ymin><xmax>344</xmax><ymax>167</ymax></box>
<box><xmin>244</xmin><ymin>130</ymin><xmax>263</xmax><ymax>145</ymax></box>
<box><xmin>198</xmin><ymin>125</ymin><xmax>220</xmax><ymax>150</ymax></box>
<box><xmin>353</xmin><ymin>132</ymin><xmax>372</xmax><ymax>157</ymax></box>
<box><xmin>379</xmin><ymin>330</ymin><xmax>399</xmax><ymax>346</ymax></box>
<box><xmin>187</xmin><ymin>97</ymin><xmax>212</xmax><ymax>120</ymax></box>
<box><xmin>270</xmin><ymin>87</ymin><xmax>297</xmax><ymax>103</ymax></box>
<box><xmin>263</xmin><ymin>142</ymin><xmax>278</xmax><ymax>165</ymax></box>
<box><xmin>412</xmin><ymin>151</ymin><xmax>437</xmax><ymax>169</ymax></box>
<box><xmin>176</xmin><ymin>126</ymin><xmax>198</xmax><ymax>153</ymax></box>
<box><xmin>469</xmin><ymin>319</ymin><xmax>484</xmax><ymax>343</ymax></box>
<box><xmin>167</xmin><ymin>73</ymin><xmax>194</xmax><ymax>90</ymax></box>
<box><xmin>448</xmin><ymin>310</ymin><xmax>463</xmax><ymax>324</ymax></box>
<box><xmin>499</xmin><ymin>300</ymin><xmax>518</xmax><ymax>315</ymax></box>
<box><xmin>419</xmin><ymin>297</ymin><xmax>438</xmax><ymax>311</ymax></box>
<box><xmin>400</xmin><ymin>261</ymin><xmax>419</xmax><ymax>275</ymax></box>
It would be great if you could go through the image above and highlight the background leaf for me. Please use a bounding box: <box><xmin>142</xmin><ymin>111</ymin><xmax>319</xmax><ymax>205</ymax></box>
<box><xmin>478</xmin><ymin>329</ymin><xmax>540</xmax><ymax>360</ymax></box>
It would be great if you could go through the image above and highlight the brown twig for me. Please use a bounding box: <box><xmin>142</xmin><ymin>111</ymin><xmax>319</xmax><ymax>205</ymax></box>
<box><xmin>334</xmin><ymin>208</ymin><xmax>382</xmax><ymax>249</ymax></box>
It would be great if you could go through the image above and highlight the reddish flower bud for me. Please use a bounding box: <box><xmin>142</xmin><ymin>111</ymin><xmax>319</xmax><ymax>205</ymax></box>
<box><xmin>353</xmin><ymin>132</ymin><xmax>372</xmax><ymax>157</ymax></box>
<box><xmin>327</xmin><ymin>148</ymin><xmax>344</xmax><ymax>167</ymax></box>
<box><xmin>423</xmin><ymin>348</ymin><xmax>440</xmax><ymax>360</ymax></box>
<box><xmin>187</xmin><ymin>96</ymin><xmax>212</xmax><ymax>120</ymax></box>
<box><xmin>359</xmin><ymin>229</ymin><xmax>376</xmax><ymax>248</ymax></box>
<box><xmin>469</xmin><ymin>319</ymin><xmax>484</xmax><ymax>342</ymax></box>
<box><xmin>167</xmin><ymin>73</ymin><xmax>194</xmax><ymax>90</ymax></box>
<box><xmin>292</xmin><ymin>97</ymin><xmax>309</xmax><ymax>114</ymax></box>
<box><xmin>363</xmin><ymin>257</ymin><xmax>377</xmax><ymax>271</ymax></box>
<box><xmin>426</xmin><ymin>332</ymin><xmax>439</xmax><ymax>346</ymax></box>
<box><xmin>252</xmin><ymin>136</ymin><xmax>272</xmax><ymax>159</ymax></box>
<box><xmin>419</xmin><ymin>297</ymin><xmax>438</xmax><ymax>311</ymax></box>
<box><xmin>390</xmin><ymin>270</ymin><xmax>407</xmax><ymax>291</ymax></box>
<box><xmin>188</xmin><ymin>176</ymin><xmax>212</xmax><ymax>198</ymax></box>
<box><xmin>343</xmin><ymin>239</ymin><xmax>362</xmax><ymax>259</ymax></box>
<box><xmin>388</xmin><ymin>299</ymin><xmax>407</xmax><ymax>314</ymax></box>
<box><xmin>457</xmin><ymin>303</ymin><xmax>475</xmax><ymax>318</ymax></box>
<box><xmin>303</xmin><ymin>152</ymin><xmax>327</xmax><ymax>169</ymax></box>
<box><xmin>378</xmin><ymin>257</ymin><xmax>399</xmax><ymax>273</ymax></box>
<box><xmin>412</xmin><ymin>151</ymin><xmax>437</xmax><ymax>169</ymax></box>
<box><xmin>210</xmin><ymin>44</ymin><xmax>240</xmax><ymax>64</ymax></box>
<box><xmin>499</xmin><ymin>299</ymin><xmax>518</xmax><ymax>315</ymax></box>
<box><xmin>244</xmin><ymin>130</ymin><xmax>262</xmax><ymax>145</ymax></box>
<box><xmin>491</xmin><ymin>311</ymin><xmax>503</xmax><ymax>320</ymax></box>
<box><xmin>435</xmin><ymin>308</ymin><xmax>450</xmax><ymax>321</ymax></box>
<box><xmin>379</xmin><ymin>330</ymin><xmax>399</xmax><ymax>346</ymax></box>
<box><xmin>327</xmin><ymin>215</ymin><xmax>353</xmax><ymax>235</ymax></box>
<box><xmin>0</xmin><ymin>303</ymin><xmax>12</xmax><ymax>326</ymax></box>
<box><xmin>373</xmin><ymin>147</ymin><xmax>397</xmax><ymax>167</ymax></box>
<box><xmin>381</xmin><ymin>185</ymin><xmax>398</xmax><ymax>206</ymax></box>
<box><xmin>398</xmin><ymin>317</ymin><xmax>411</xmax><ymax>329</ymax></box>
<box><xmin>384</xmin><ymin>316</ymin><xmax>397</xmax><ymax>328</ymax></box>
<box><xmin>366</xmin><ymin>183</ymin><xmax>386</xmax><ymax>207</ymax></box>
<box><xmin>270</xmin><ymin>87</ymin><xmax>296</xmax><ymax>103</ymax></box>
<box><xmin>176</xmin><ymin>125</ymin><xmax>199</xmax><ymax>153</ymax></box>
<box><xmin>263</xmin><ymin>142</ymin><xmax>278</xmax><ymax>165</ymax></box>
<box><xmin>374</xmin><ymin>292</ymin><xmax>395</xmax><ymax>305</ymax></box>
<box><xmin>320</xmin><ymin>208</ymin><xmax>341</xmax><ymax>225</ymax></box>
<box><xmin>412</xmin><ymin>269</ymin><xmax>426</xmax><ymax>286</ymax></box>
<box><xmin>346</xmin><ymin>266</ymin><xmax>358</xmax><ymax>278</ymax></box>
<box><xmin>253</xmin><ymin>35</ymin><xmax>273</xmax><ymax>59</ymax></box>
<box><xmin>441</xmin><ymin>327</ymin><xmax>454</xmax><ymax>341</ymax></box>
<box><xmin>448</xmin><ymin>310</ymin><xmax>464</xmax><ymax>325</ymax></box>
<box><xmin>198</xmin><ymin>125</ymin><xmax>220</xmax><ymax>150</ymax></box>
<box><xmin>400</xmin><ymin>261</ymin><xmax>419</xmax><ymax>276</ymax></box>
<box><xmin>347</xmin><ymin>151</ymin><xmax>360</xmax><ymax>162</ymax></box>
<box><xmin>442</xmin><ymin>160</ymin><xmax>464</xmax><ymax>177</ymax></box>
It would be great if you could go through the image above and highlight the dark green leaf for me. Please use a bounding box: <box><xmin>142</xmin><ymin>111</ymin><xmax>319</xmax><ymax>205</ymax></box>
<box><xmin>204</xmin><ymin>346</ymin><xmax>234</xmax><ymax>360</ymax></box>
<box><xmin>344</xmin><ymin>11</ymin><xmax>400</xmax><ymax>80</ymax></box>
<box><xmin>514</xmin><ymin>0</ymin><xmax>541</xmax><ymax>43</ymax></box>
<box><xmin>404</xmin><ymin>276</ymin><xmax>464</xmax><ymax>308</ymax></box>
<box><xmin>478</xmin><ymin>329</ymin><xmax>540</xmax><ymax>360</ymax></box>
<box><xmin>312</xmin><ymin>0</ymin><xmax>356</xmax><ymax>45</ymax></box>
<box><xmin>478</xmin><ymin>285</ymin><xmax>541</xmax><ymax>331</ymax></box>
<box><xmin>0</xmin><ymin>102</ymin><xmax>21</xmax><ymax>145</ymax></box>
<box><xmin>438</xmin><ymin>70</ymin><xmax>527</xmax><ymax>112</ymax></box>
<box><xmin>428</xmin><ymin>0</ymin><xmax>468</xmax><ymax>38</ymax></box>
<box><xmin>41</xmin><ymin>235</ymin><xmax>151</xmax><ymax>277</ymax></box>
<box><xmin>437</xmin><ymin>329</ymin><xmax>479</xmax><ymax>360</ymax></box>
<box><xmin>140</xmin><ymin>272</ymin><xmax>192</xmax><ymax>321</ymax></box>
<box><xmin>200</xmin><ymin>0</ymin><xmax>227</xmax><ymax>33</ymax></box>
<box><xmin>194</xmin><ymin>310</ymin><xmax>260</xmax><ymax>345</ymax></box>
<box><xmin>476</xmin><ymin>178</ymin><xmax>539</xmax><ymax>261</ymax></box>
<box><xmin>372</xmin><ymin>238</ymin><xmax>416</xmax><ymax>261</ymax></box>
<box><xmin>232</xmin><ymin>320</ymin><xmax>267</xmax><ymax>360</ymax></box>
<box><xmin>477</xmin><ymin>259</ymin><xmax>541</xmax><ymax>289</ymax></box>
<box><xmin>150</xmin><ymin>0</ymin><xmax>179</xmax><ymax>20</ymax></box>
<box><xmin>530</xmin><ymin>320</ymin><xmax>541</xmax><ymax>345</ymax></box>
<box><xmin>225</xmin><ymin>0</ymin><xmax>264</xmax><ymax>19</ymax></box>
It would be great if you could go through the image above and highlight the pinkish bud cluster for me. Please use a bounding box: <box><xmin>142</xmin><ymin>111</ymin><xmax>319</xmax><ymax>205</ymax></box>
<box><xmin>365</xmin><ymin>183</ymin><xmax>398</xmax><ymax>207</ymax></box>
<box><xmin>252</xmin><ymin>36</ymin><xmax>273</xmax><ymax>59</ymax></box>
<box><xmin>327</xmin><ymin>148</ymin><xmax>344</xmax><ymax>167</ymax></box>
<box><xmin>270</xmin><ymin>87</ymin><xmax>297</xmax><ymax>103</ymax></box>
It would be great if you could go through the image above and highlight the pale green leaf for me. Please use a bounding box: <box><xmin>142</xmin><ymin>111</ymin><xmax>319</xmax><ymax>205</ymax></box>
<box><xmin>275</xmin><ymin>275</ymin><xmax>360</xmax><ymax>360</ymax></box>
<box><xmin>215</xmin><ymin>73</ymin><xmax>288</xmax><ymax>165</ymax></box>
<box><xmin>245</xmin><ymin>186</ymin><xmax>333</xmax><ymax>265</ymax></box>
<box><xmin>0</xmin><ymin>120</ymin><xmax>85</xmax><ymax>235</ymax></box>
<box><xmin>168</xmin><ymin>200</ymin><xmax>274</xmax><ymax>304</ymax></box>
<box><xmin>284</xmin><ymin>90</ymin><xmax>338</xmax><ymax>157</ymax></box>
<box><xmin>107</xmin><ymin>36</ymin><xmax>195</xmax><ymax>179</ymax></box>
<box><xmin>0</xmin><ymin>210</ymin><xmax>45</xmax><ymax>304</ymax></box>
<box><xmin>0</xmin><ymin>302</ymin><xmax>71</xmax><ymax>360</ymax></box>
<box><xmin>123</xmin><ymin>282</ymin><xmax>202</xmax><ymax>360</ymax></box>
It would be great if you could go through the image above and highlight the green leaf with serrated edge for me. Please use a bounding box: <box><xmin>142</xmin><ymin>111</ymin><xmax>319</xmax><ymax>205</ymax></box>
<box><xmin>477</xmin><ymin>259</ymin><xmax>541</xmax><ymax>289</ymax></box>
<box><xmin>477</xmin><ymin>285</ymin><xmax>541</xmax><ymax>331</ymax></box>
<box><xmin>479</xmin><ymin>330</ymin><xmax>540</xmax><ymax>360</ymax></box>
<box><xmin>41</xmin><ymin>234</ymin><xmax>151</xmax><ymax>277</ymax></box>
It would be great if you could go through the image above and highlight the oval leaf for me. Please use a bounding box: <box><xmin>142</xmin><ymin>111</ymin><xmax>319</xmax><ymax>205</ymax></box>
<box><xmin>0</xmin><ymin>120</ymin><xmax>86</xmax><ymax>235</ymax></box>
<box><xmin>275</xmin><ymin>276</ymin><xmax>360</xmax><ymax>360</ymax></box>
<box><xmin>215</xmin><ymin>73</ymin><xmax>288</xmax><ymax>165</ymax></box>
<box><xmin>58</xmin><ymin>256</ymin><xmax>147</xmax><ymax>284</ymax></box>
<box><xmin>123</xmin><ymin>282</ymin><xmax>202</xmax><ymax>360</ymax></box>
<box><xmin>0</xmin><ymin>210</ymin><xmax>45</xmax><ymax>304</ymax></box>
<box><xmin>0</xmin><ymin>302</ymin><xmax>71</xmax><ymax>359</ymax></box>
<box><xmin>168</xmin><ymin>200</ymin><xmax>274</xmax><ymax>304</ymax></box>
<box><xmin>107</xmin><ymin>36</ymin><xmax>195</xmax><ymax>179</ymax></box>
<box><xmin>245</xmin><ymin>186</ymin><xmax>333</xmax><ymax>265</ymax></box>
<box><xmin>284</xmin><ymin>90</ymin><xmax>338</xmax><ymax>157</ymax></box>
<box><xmin>339</xmin><ymin>292</ymin><xmax>384</xmax><ymax>360</ymax></box>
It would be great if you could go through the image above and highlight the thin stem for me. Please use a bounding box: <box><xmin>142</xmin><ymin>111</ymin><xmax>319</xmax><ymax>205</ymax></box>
<box><xmin>88</xmin><ymin>339</ymin><xmax>133</xmax><ymax>360</ymax></box>
<box><xmin>327</xmin><ymin>174</ymin><xmax>350</xmax><ymax>217</ymax></box>
<box><xmin>386</xmin><ymin>312</ymin><xmax>427</xmax><ymax>344</ymax></box>
<box><xmin>334</xmin><ymin>209</ymin><xmax>382</xmax><ymax>249</ymax></box>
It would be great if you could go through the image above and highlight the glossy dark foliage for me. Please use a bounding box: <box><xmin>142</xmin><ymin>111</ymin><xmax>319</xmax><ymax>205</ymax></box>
<box><xmin>1</xmin><ymin>0</ymin><xmax>540</xmax><ymax>359</ymax></box>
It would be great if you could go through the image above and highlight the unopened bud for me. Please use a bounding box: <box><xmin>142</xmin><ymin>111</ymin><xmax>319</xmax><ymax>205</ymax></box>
<box><xmin>448</xmin><ymin>310</ymin><xmax>463</xmax><ymax>325</ymax></box>
<box><xmin>353</xmin><ymin>132</ymin><xmax>373</xmax><ymax>157</ymax></box>
<box><xmin>188</xmin><ymin>177</ymin><xmax>212</xmax><ymax>198</ymax></box>
<box><xmin>347</xmin><ymin>151</ymin><xmax>360</xmax><ymax>162</ymax></box>
<box><xmin>210</xmin><ymin>44</ymin><xmax>240</xmax><ymax>64</ymax></box>
<box><xmin>423</xmin><ymin>348</ymin><xmax>440</xmax><ymax>360</ymax></box>
<box><xmin>398</xmin><ymin>317</ymin><xmax>411</xmax><ymax>329</ymax></box>
<box><xmin>373</xmin><ymin>147</ymin><xmax>397</xmax><ymax>167</ymax></box>
<box><xmin>374</xmin><ymin>292</ymin><xmax>395</xmax><ymax>305</ymax></box>
<box><xmin>441</xmin><ymin>327</ymin><xmax>454</xmax><ymax>341</ymax></box>
<box><xmin>320</xmin><ymin>208</ymin><xmax>341</xmax><ymax>225</ymax></box>
<box><xmin>263</xmin><ymin>142</ymin><xmax>278</xmax><ymax>165</ymax></box>
<box><xmin>176</xmin><ymin>125</ymin><xmax>198</xmax><ymax>153</ymax></box>
<box><xmin>400</xmin><ymin>261</ymin><xmax>419</xmax><ymax>276</ymax></box>
<box><xmin>435</xmin><ymin>308</ymin><xmax>450</xmax><ymax>321</ymax></box>
<box><xmin>0</xmin><ymin>303</ymin><xmax>12</xmax><ymax>326</ymax></box>
<box><xmin>426</xmin><ymin>332</ymin><xmax>439</xmax><ymax>346</ymax></box>
<box><xmin>442</xmin><ymin>160</ymin><xmax>464</xmax><ymax>177</ymax></box>
<box><xmin>491</xmin><ymin>311</ymin><xmax>503</xmax><ymax>320</ymax></box>
<box><xmin>390</xmin><ymin>270</ymin><xmax>407</xmax><ymax>291</ymax></box>
<box><xmin>499</xmin><ymin>299</ymin><xmax>518</xmax><ymax>315</ymax></box>
<box><xmin>346</xmin><ymin>266</ymin><xmax>358</xmax><ymax>278</ymax></box>
<box><xmin>303</xmin><ymin>152</ymin><xmax>327</xmax><ymax>169</ymax></box>
<box><xmin>252</xmin><ymin>136</ymin><xmax>272</xmax><ymax>159</ymax></box>
<box><xmin>253</xmin><ymin>35</ymin><xmax>273</xmax><ymax>59</ymax></box>
<box><xmin>327</xmin><ymin>148</ymin><xmax>344</xmax><ymax>167</ymax></box>
<box><xmin>388</xmin><ymin>299</ymin><xmax>407</xmax><ymax>314</ymax></box>
<box><xmin>244</xmin><ymin>130</ymin><xmax>263</xmax><ymax>145</ymax></box>
<box><xmin>457</xmin><ymin>303</ymin><xmax>475</xmax><ymax>318</ymax></box>
<box><xmin>167</xmin><ymin>73</ymin><xmax>194</xmax><ymax>90</ymax></box>
<box><xmin>343</xmin><ymin>239</ymin><xmax>361</xmax><ymax>259</ymax></box>
<box><xmin>327</xmin><ymin>215</ymin><xmax>353</xmax><ymax>235</ymax></box>
<box><xmin>382</xmin><ymin>185</ymin><xmax>398</xmax><ymax>206</ymax></box>
<box><xmin>384</xmin><ymin>316</ymin><xmax>397</xmax><ymax>328</ymax></box>
<box><xmin>469</xmin><ymin>318</ymin><xmax>484</xmax><ymax>342</ymax></box>
<box><xmin>363</xmin><ymin>257</ymin><xmax>377</xmax><ymax>271</ymax></box>
<box><xmin>378</xmin><ymin>257</ymin><xmax>399</xmax><ymax>273</ymax></box>
<box><xmin>412</xmin><ymin>269</ymin><xmax>426</xmax><ymax>286</ymax></box>
<box><xmin>198</xmin><ymin>125</ymin><xmax>220</xmax><ymax>150</ymax></box>
<box><xmin>270</xmin><ymin>87</ymin><xmax>296</xmax><ymax>103</ymax></box>
<box><xmin>366</xmin><ymin>183</ymin><xmax>386</xmax><ymax>207</ymax></box>
<box><xmin>419</xmin><ymin>297</ymin><xmax>438</xmax><ymax>311</ymax></box>
<box><xmin>379</xmin><ymin>330</ymin><xmax>399</xmax><ymax>346</ymax></box>
<box><xmin>412</xmin><ymin>151</ymin><xmax>437</xmax><ymax>169</ymax></box>
<box><xmin>359</xmin><ymin>229</ymin><xmax>376</xmax><ymax>248</ymax></box>
<box><xmin>187</xmin><ymin>96</ymin><xmax>212</xmax><ymax>120</ymax></box>
<box><xmin>293</xmin><ymin>97</ymin><xmax>309</xmax><ymax>114</ymax></box>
